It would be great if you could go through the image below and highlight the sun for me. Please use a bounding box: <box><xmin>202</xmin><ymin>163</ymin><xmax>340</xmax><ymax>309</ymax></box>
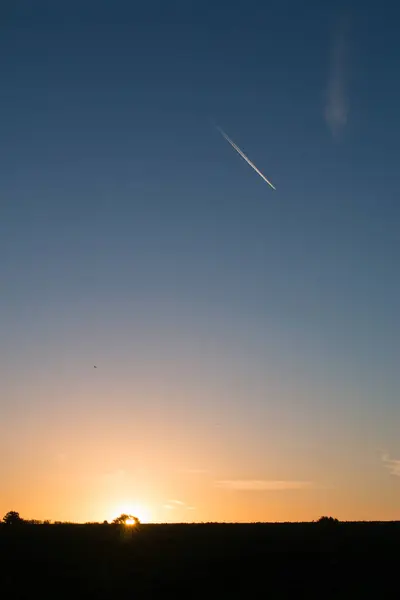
<box><xmin>111</xmin><ymin>503</ymin><xmax>151</xmax><ymax>524</ymax></box>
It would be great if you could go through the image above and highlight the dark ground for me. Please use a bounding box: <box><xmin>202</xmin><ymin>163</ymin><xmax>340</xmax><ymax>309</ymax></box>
<box><xmin>0</xmin><ymin>522</ymin><xmax>398</xmax><ymax>598</ymax></box>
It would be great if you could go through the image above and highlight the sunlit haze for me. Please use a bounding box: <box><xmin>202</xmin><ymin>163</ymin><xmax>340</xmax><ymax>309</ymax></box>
<box><xmin>1</xmin><ymin>1</ymin><xmax>399</xmax><ymax>524</ymax></box>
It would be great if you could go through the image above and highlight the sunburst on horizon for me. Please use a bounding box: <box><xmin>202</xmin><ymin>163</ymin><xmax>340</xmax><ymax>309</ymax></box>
<box><xmin>110</xmin><ymin>502</ymin><xmax>151</xmax><ymax>524</ymax></box>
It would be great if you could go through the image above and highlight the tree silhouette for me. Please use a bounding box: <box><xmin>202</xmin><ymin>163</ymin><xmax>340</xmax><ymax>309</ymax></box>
<box><xmin>317</xmin><ymin>516</ymin><xmax>340</xmax><ymax>525</ymax></box>
<box><xmin>3</xmin><ymin>511</ymin><xmax>24</xmax><ymax>525</ymax></box>
<box><xmin>112</xmin><ymin>513</ymin><xmax>140</xmax><ymax>526</ymax></box>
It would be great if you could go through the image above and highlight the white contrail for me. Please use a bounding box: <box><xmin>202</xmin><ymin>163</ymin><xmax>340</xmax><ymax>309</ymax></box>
<box><xmin>218</xmin><ymin>127</ymin><xmax>276</xmax><ymax>190</ymax></box>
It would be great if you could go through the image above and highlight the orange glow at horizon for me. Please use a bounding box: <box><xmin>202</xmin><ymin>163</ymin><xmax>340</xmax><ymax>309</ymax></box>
<box><xmin>1</xmin><ymin>460</ymin><xmax>399</xmax><ymax>525</ymax></box>
<box><xmin>1</xmin><ymin>348</ymin><xmax>399</xmax><ymax>525</ymax></box>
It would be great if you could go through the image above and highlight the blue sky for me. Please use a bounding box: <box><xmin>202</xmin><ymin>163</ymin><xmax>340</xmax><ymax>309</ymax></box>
<box><xmin>1</xmin><ymin>1</ymin><xmax>399</xmax><ymax>521</ymax></box>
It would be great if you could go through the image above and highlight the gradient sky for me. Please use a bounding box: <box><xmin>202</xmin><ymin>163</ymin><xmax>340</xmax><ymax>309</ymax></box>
<box><xmin>1</xmin><ymin>0</ymin><xmax>399</xmax><ymax>523</ymax></box>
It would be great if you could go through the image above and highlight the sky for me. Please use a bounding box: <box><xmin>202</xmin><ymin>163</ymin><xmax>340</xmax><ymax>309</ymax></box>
<box><xmin>1</xmin><ymin>0</ymin><xmax>399</xmax><ymax>523</ymax></box>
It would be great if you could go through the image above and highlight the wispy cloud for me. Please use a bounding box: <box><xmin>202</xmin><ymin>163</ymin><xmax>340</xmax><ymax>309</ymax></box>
<box><xmin>179</xmin><ymin>468</ymin><xmax>210</xmax><ymax>474</ymax></box>
<box><xmin>215</xmin><ymin>480</ymin><xmax>312</xmax><ymax>491</ymax></box>
<box><xmin>382</xmin><ymin>453</ymin><xmax>400</xmax><ymax>476</ymax></box>
<box><xmin>325</xmin><ymin>18</ymin><xmax>350</xmax><ymax>138</ymax></box>
<box><xmin>163</xmin><ymin>499</ymin><xmax>196</xmax><ymax>511</ymax></box>
<box><xmin>100</xmin><ymin>469</ymin><xmax>126</xmax><ymax>482</ymax></box>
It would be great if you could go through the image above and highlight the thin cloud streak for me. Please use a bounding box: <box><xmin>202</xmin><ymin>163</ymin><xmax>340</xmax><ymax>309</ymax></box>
<box><xmin>325</xmin><ymin>19</ymin><xmax>349</xmax><ymax>138</ymax></box>
<box><xmin>179</xmin><ymin>468</ymin><xmax>210</xmax><ymax>474</ymax></box>
<box><xmin>216</xmin><ymin>480</ymin><xmax>312</xmax><ymax>491</ymax></box>
<box><xmin>163</xmin><ymin>500</ymin><xmax>195</xmax><ymax>510</ymax></box>
<box><xmin>218</xmin><ymin>127</ymin><xmax>276</xmax><ymax>190</ymax></box>
<box><xmin>382</xmin><ymin>454</ymin><xmax>400</xmax><ymax>476</ymax></box>
<box><xmin>98</xmin><ymin>469</ymin><xmax>126</xmax><ymax>483</ymax></box>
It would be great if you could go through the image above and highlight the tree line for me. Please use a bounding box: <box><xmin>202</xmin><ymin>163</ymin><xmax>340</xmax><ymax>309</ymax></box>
<box><xmin>1</xmin><ymin>511</ymin><xmax>141</xmax><ymax>526</ymax></box>
<box><xmin>2</xmin><ymin>511</ymin><xmax>342</xmax><ymax>527</ymax></box>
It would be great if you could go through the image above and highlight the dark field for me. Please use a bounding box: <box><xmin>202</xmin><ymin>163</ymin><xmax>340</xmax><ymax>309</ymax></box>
<box><xmin>1</xmin><ymin>522</ymin><xmax>398</xmax><ymax>598</ymax></box>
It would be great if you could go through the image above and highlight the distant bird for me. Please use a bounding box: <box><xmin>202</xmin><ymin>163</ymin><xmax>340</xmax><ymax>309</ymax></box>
<box><xmin>94</xmin><ymin>365</ymin><xmax>97</xmax><ymax>368</ymax></box>
<box><xmin>217</xmin><ymin>126</ymin><xmax>276</xmax><ymax>190</ymax></box>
